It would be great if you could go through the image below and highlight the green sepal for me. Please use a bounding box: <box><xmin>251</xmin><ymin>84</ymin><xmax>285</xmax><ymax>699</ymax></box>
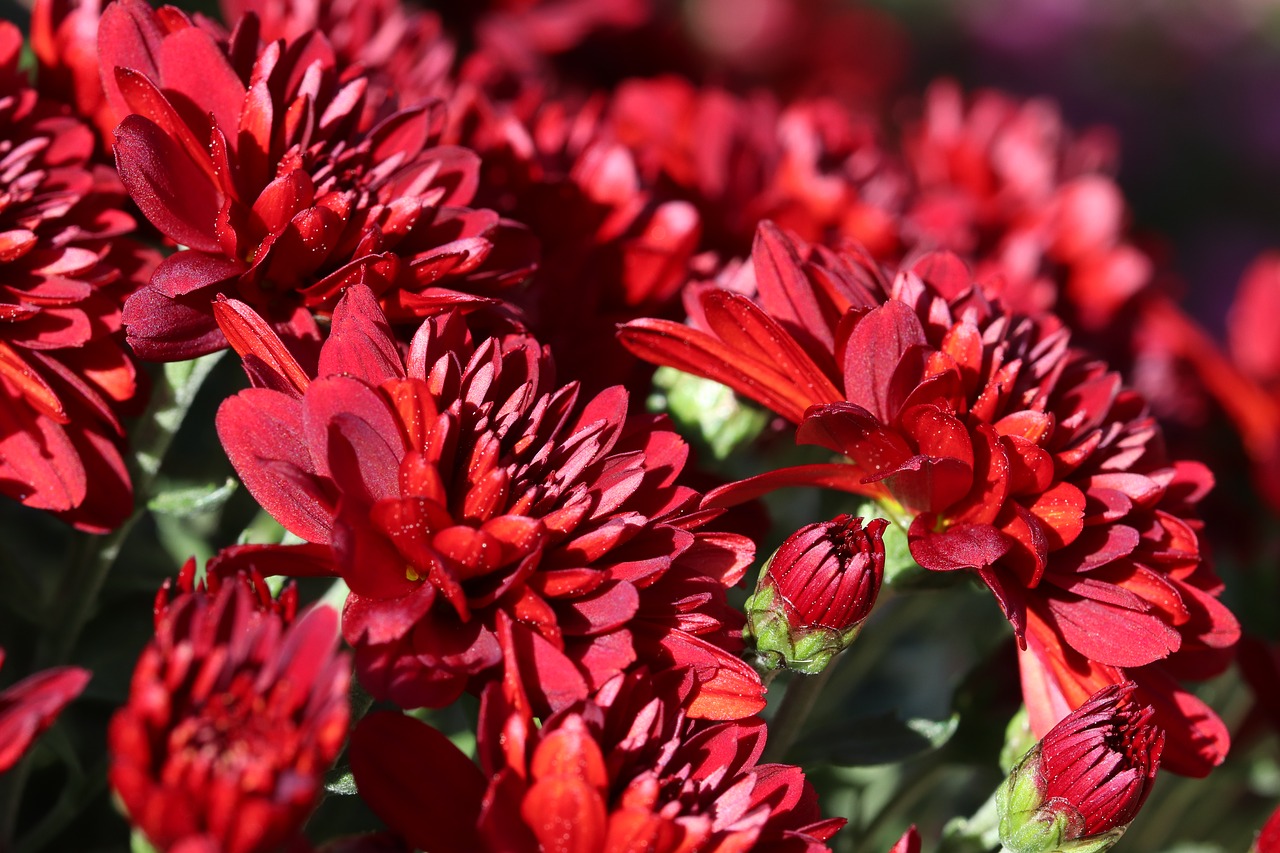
<box><xmin>1000</xmin><ymin>706</ymin><xmax>1036</xmax><ymax>773</ymax></box>
<box><xmin>744</xmin><ymin>583</ymin><xmax>856</xmax><ymax>676</ymax></box>
<box><xmin>1002</xmin><ymin>808</ymin><xmax>1074</xmax><ymax>853</ymax></box>
<box><xmin>1055</xmin><ymin>828</ymin><xmax>1127</xmax><ymax>853</ymax></box>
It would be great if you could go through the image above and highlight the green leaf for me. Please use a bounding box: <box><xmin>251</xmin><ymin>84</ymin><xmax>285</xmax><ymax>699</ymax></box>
<box><xmin>131</xmin><ymin>830</ymin><xmax>161</xmax><ymax>853</ymax></box>
<box><xmin>792</xmin><ymin>710</ymin><xmax>959</xmax><ymax>766</ymax></box>
<box><xmin>147</xmin><ymin>477</ymin><xmax>239</xmax><ymax>517</ymax></box>
<box><xmin>325</xmin><ymin>767</ymin><xmax>359</xmax><ymax>796</ymax></box>
<box><xmin>649</xmin><ymin>366</ymin><xmax>770</xmax><ymax>460</ymax></box>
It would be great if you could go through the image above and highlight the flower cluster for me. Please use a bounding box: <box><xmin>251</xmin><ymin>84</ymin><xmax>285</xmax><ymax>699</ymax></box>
<box><xmin>621</xmin><ymin>226</ymin><xmax>1238</xmax><ymax>776</ymax></box>
<box><xmin>0</xmin><ymin>0</ymin><xmax>1259</xmax><ymax>850</ymax></box>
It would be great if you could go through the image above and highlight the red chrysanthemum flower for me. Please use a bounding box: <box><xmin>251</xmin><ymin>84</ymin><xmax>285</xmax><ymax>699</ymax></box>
<box><xmin>213</xmin><ymin>283</ymin><xmax>763</xmax><ymax>719</ymax></box>
<box><xmin>221</xmin><ymin>0</ymin><xmax>457</xmax><ymax>110</ymax></box>
<box><xmin>605</xmin><ymin>77</ymin><xmax>1153</xmax><ymax>337</ymax></box>
<box><xmin>101</xmin><ymin>0</ymin><xmax>532</xmax><ymax>361</ymax></box>
<box><xmin>349</xmin><ymin>641</ymin><xmax>843</xmax><ymax>853</ymax></box>
<box><xmin>0</xmin><ymin>20</ymin><xmax>156</xmax><ymax>530</ymax></box>
<box><xmin>0</xmin><ymin>648</ymin><xmax>90</xmax><ymax>774</ymax></box>
<box><xmin>446</xmin><ymin>80</ymin><xmax>703</xmax><ymax>394</ymax></box>
<box><xmin>108</xmin><ymin>571</ymin><xmax>349</xmax><ymax>853</ymax></box>
<box><xmin>900</xmin><ymin>81</ymin><xmax>1153</xmax><ymax>330</ymax></box>
<box><xmin>607</xmin><ymin>76</ymin><xmax>903</xmax><ymax>259</ymax></box>
<box><xmin>620</xmin><ymin>222</ymin><xmax>1239</xmax><ymax>776</ymax></box>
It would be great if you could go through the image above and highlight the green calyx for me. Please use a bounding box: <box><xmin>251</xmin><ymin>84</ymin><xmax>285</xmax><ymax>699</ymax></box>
<box><xmin>743</xmin><ymin>584</ymin><xmax>858</xmax><ymax>676</ymax></box>
<box><xmin>997</xmin><ymin>748</ymin><xmax>1126</xmax><ymax>853</ymax></box>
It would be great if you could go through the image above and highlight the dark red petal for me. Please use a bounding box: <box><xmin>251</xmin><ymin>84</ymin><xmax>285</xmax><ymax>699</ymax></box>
<box><xmin>1043</xmin><ymin>592</ymin><xmax>1181</xmax><ymax>668</ymax></box>
<box><xmin>702</xmin><ymin>463</ymin><xmax>885</xmax><ymax>509</ymax></box>
<box><xmin>122</xmin><ymin>284</ymin><xmax>227</xmax><ymax>361</ymax></box>
<box><xmin>214</xmin><ymin>295</ymin><xmax>311</xmax><ymax>395</ymax></box>
<box><xmin>217</xmin><ymin>388</ymin><xmax>333</xmax><ymax>543</ymax></box>
<box><xmin>0</xmin><ymin>665</ymin><xmax>91</xmax><ymax>772</ymax></box>
<box><xmin>504</xmin><ymin>621</ymin><xmax>589</xmax><ymax>715</ymax></box>
<box><xmin>350</xmin><ymin>712</ymin><xmax>486</xmax><ymax>853</ymax></box>
<box><xmin>302</xmin><ymin>376</ymin><xmax>404</xmax><ymax>487</ymax></box>
<box><xmin>114</xmin><ymin>67</ymin><xmax>219</xmax><ymax>185</ymax></box>
<box><xmin>151</xmin><ymin>251</ymin><xmax>244</xmax><ymax>299</ymax></box>
<box><xmin>888</xmin><ymin>826</ymin><xmax>921</xmax><ymax>853</ymax></box>
<box><xmin>700</xmin><ymin>288</ymin><xmax>842</xmax><ymax>412</ymax></box>
<box><xmin>1129</xmin><ymin>666</ymin><xmax>1229</xmax><ymax>778</ymax></box>
<box><xmin>317</xmin><ymin>285</ymin><xmax>405</xmax><ymax>385</ymax></box>
<box><xmin>656</xmin><ymin>630</ymin><xmax>766</xmax><ymax>720</ymax></box>
<box><xmin>522</xmin><ymin>776</ymin><xmax>606</xmax><ymax>853</ymax></box>
<box><xmin>752</xmin><ymin>222</ymin><xmax>836</xmax><ymax>362</ymax></box>
<box><xmin>97</xmin><ymin>0</ymin><xmax>165</xmax><ymax>122</ymax></box>
<box><xmin>908</xmin><ymin>518</ymin><xmax>1013</xmax><ymax>572</ymax></box>
<box><xmin>0</xmin><ymin>401</ymin><xmax>85</xmax><ymax>512</ymax></box>
<box><xmin>798</xmin><ymin>401</ymin><xmax>912</xmax><ymax>477</ymax></box>
<box><xmin>156</xmin><ymin>26</ymin><xmax>246</xmax><ymax>136</ymax></box>
<box><xmin>842</xmin><ymin>299</ymin><xmax>927</xmax><ymax>422</ymax></box>
<box><xmin>113</xmin><ymin>115</ymin><xmax>223</xmax><ymax>252</ymax></box>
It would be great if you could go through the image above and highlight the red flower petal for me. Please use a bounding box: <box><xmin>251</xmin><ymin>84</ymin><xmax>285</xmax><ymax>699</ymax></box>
<box><xmin>0</xmin><ymin>663</ymin><xmax>90</xmax><ymax>772</ymax></box>
<box><xmin>841</xmin><ymin>299</ymin><xmax>927</xmax><ymax>422</ymax></box>
<box><xmin>217</xmin><ymin>388</ymin><xmax>333</xmax><ymax>543</ymax></box>
<box><xmin>350</xmin><ymin>712</ymin><xmax>487</xmax><ymax>853</ymax></box>
<box><xmin>113</xmin><ymin>115</ymin><xmax>223</xmax><ymax>253</ymax></box>
<box><xmin>214</xmin><ymin>295</ymin><xmax>311</xmax><ymax>396</ymax></box>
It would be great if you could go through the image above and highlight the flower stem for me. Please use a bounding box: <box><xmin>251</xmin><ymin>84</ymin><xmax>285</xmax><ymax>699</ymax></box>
<box><xmin>35</xmin><ymin>353</ymin><xmax>224</xmax><ymax>668</ymax></box>
<box><xmin>762</xmin><ymin>661</ymin><xmax>838</xmax><ymax>764</ymax></box>
<box><xmin>938</xmin><ymin>781</ymin><xmax>1003</xmax><ymax>853</ymax></box>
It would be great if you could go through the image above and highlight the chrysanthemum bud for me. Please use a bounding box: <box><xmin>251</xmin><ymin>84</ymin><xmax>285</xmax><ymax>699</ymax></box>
<box><xmin>998</xmin><ymin>682</ymin><xmax>1163</xmax><ymax>853</ymax></box>
<box><xmin>744</xmin><ymin>515</ymin><xmax>888</xmax><ymax>675</ymax></box>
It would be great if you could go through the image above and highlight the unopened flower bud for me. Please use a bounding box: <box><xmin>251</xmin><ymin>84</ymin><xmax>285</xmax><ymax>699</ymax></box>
<box><xmin>998</xmin><ymin>682</ymin><xmax>1163</xmax><ymax>853</ymax></box>
<box><xmin>744</xmin><ymin>515</ymin><xmax>887</xmax><ymax>675</ymax></box>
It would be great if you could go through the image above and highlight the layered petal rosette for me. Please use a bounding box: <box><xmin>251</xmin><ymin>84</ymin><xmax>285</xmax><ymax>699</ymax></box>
<box><xmin>214</xmin><ymin>283</ymin><xmax>763</xmax><ymax>719</ymax></box>
<box><xmin>108</xmin><ymin>569</ymin><xmax>349</xmax><ymax>853</ymax></box>
<box><xmin>620</xmin><ymin>222</ymin><xmax>1239</xmax><ymax>775</ymax></box>
<box><xmin>0</xmin><ymin>21</ymin><xmax>157</xmax><ymax>530</ymax></box>
<box><xmin>103</xmin><ymin>0</ymin><xmax>532</xmax><ymax>360</ymax></box>
<box><xmin>350</xmin><ymin>651</ymin><xmax>842</xmax><ymax>853</ymax></box>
